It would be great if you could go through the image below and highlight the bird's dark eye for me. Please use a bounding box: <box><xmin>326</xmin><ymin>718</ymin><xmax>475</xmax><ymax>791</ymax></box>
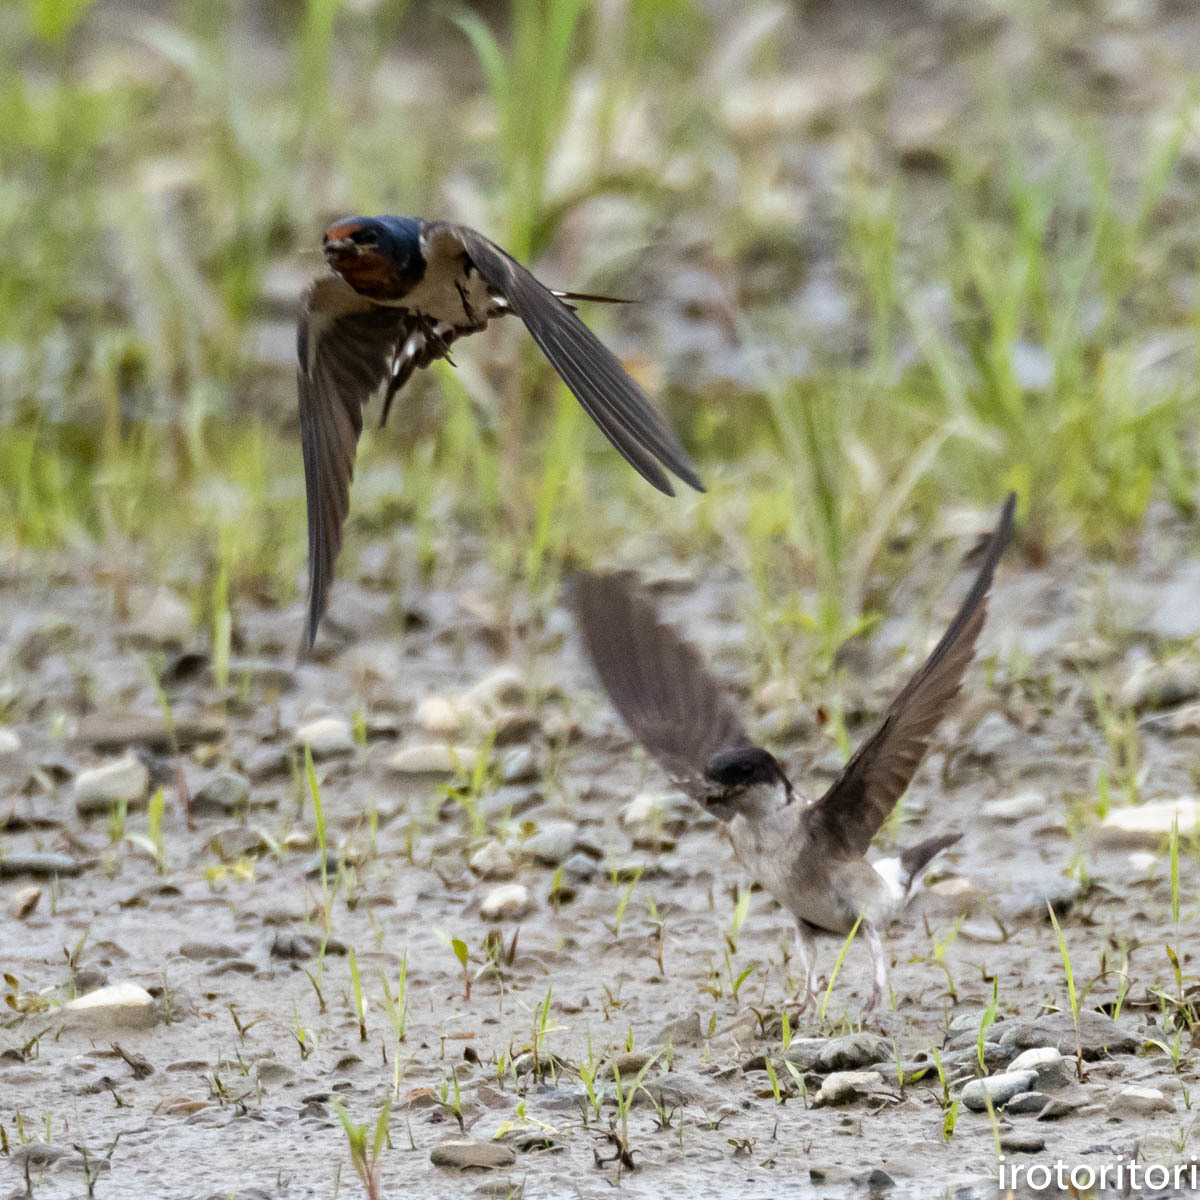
<box><xmin>350</xmin><ymin>227</ymin><xmax>379</xmax><ymax>245</ymax></box>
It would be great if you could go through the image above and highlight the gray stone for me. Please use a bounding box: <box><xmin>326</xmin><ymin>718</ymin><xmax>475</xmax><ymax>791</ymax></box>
<box><xmin>783</xmin><ymin>1038</ymin><xmax>831</xmax><ymax>1070</ymax></box>
<box><xmin>1108</xmin><ymin>1085</ymin><xmax>1174</xmax><ymax>1117</ymax></box>
<box><xmin>817</xmin><ymin>1032</ymin><xmax>891</xmax><ymax>1072</ymax></box>
<box><xmin>74</xmin><ymin>753</ymin><xmax>149</xmax><ymax>814</ymax></box>
<box><xmin>481</xmin><ymin>785</ymin><xmax>542</xmax><ymax>821</ymax></box>
<box><xmin>480</xmin><ymin>883</ymin><xmax>532</xmax><ymax>922</ymax></box>
<box><xmin>999</xmin><ymin>1132</ymin><xmax>1045</xmax><ymax>1154</ymax></box>
<box><xmin>813</xmin><ymin>1070</ymin><xmax>885</xmax><ymax>1107</ymax></box>
<box><xmin>561</xmin><ymin>852</ymin><xmax>597</xmax><ymax>881</ymax></box>
<box><xmin>1005</xmin><ymin>1091</ymin><xmax>1051</xmax><ymax>1115</ymax></box>
<box><xmin>430</xmin><ymin>1138</ymin><xmax>516</xmax><ymax>1170</ymax></box>
<box><xmin>1118</xmin><ymin>658</ymin><xmax>1200</xmax><ymax>711</ymax></box>
<box><xmin>655</xmin><ymin>1011</ymin><xmax>704</xmax><ymax>1048</ymax></box>
<box><xmin>192</xmin><ymin>770</ymin><xmax>251</xmax><ymax>816</ymax></box>
<box><xmin>639</xmin><ymin>1072</ymin><xmax>724</xmax><ymax>1110</ymax></box>
<box><xmin>999</xmin><ymin>1010</ymin><xmax>1137</xmax><ymax>1060</ymax></box>
<box><xmin>0</xmin><ymin>852</ymin><xmax>80</xmax><ymax>878</ymax></box>
<box><xmin>523</xmin><ymin>821</ymin><xmax>578</xmax><ymax>866</ymax></box>
<box><xmin>178</xmin><ymin>941</ymin><xmax>244</xmax><ymax>962</ymax></box>
<box><xmin>1037</xmin><ymin>1088</ymin><xmax>1093</xmax><ymax>1120</ymax></box>
<box><xmin>960</xmin><ymin>1069</ymin><xmax>1038</xmax><ymax>1112</ymax></box>
<box><xmin>243</xmin><ymin>744</ymin><xmax>290</xmax><ymax>781</ymax></box>
<box><xmin>982</xmin><ymin>791</ymin><xmax>1046</xmax><ymax>822</ymax></box>
<box><xmin>965</xmin><ymin>712</ymin><xmax>1023</xmax><ymax>762</ymax></box>
<box><xmin>130</xmin><ymin>587</ymin><xmax>194</xmax><ymax>644</ymax></box>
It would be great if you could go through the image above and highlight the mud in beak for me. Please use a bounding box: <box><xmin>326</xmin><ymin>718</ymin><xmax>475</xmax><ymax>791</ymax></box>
<box><xmin>322</xmin><ymin>237</ymin><xmax>359</xmax><ymax>264</ymax></box>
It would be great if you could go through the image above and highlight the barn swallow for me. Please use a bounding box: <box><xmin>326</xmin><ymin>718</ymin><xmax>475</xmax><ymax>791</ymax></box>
<box><xmin>570</xmin><ymin>493</ymin><xmax>1015</xmax><ymax>1014</ymax></box>
<box><xmin>296</xmin><ymin>215</ymin><xmax>705</xmax><ymax>650</ymax></box>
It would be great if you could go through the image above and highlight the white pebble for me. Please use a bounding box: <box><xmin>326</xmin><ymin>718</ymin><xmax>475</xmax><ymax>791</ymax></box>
<box><xmin>63</xmin><ymin>982</ymin><xmax>158</xmax><ymax>1031</ymax></box>
<box><xmin>480</xmin><ymin>883</ymin><xmax>532</xmax><ymax>922</ymax></box>
<box><xmin>386</xmin><ymin>743</ymin><xmax>476</xmax><ymax>777</ymax></box>
<box><xmin>1099</xmin><ymin>798</ymin><xmax>1200</xmax><ymax>847</ymax></box>
<box><xmin>415</xmin><ymin>696</ymin><xmax>465</xmax><ymax>736</ymax></box>
<box><xmin>74</xmin><ymin>754</ymin><xmax>149</xmax><ymax>813</ymax></box>
<box><xmin>294</xmin><ymin>716</ymin><xmax>355</xmax><ymax>758</ymax></box>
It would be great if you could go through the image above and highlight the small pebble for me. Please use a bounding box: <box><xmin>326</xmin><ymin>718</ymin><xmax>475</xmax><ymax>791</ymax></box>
<box><xmin>62</xmin><ymin>982</ymin><xmax>158</xmax><ymax>1031</ymax></box>
<box><xmin>294</xmin><ymin>716</ymin><xmax>355</xmax><ymax>758</ymax></box>
<box><xmin>1099</xmin><ymin>797</ymin><xmax>1199</xmax><ymax>847</ymax></box>
<box><xmin>813</xmin><ymin>1070</ymin><xmax>884</xmax><ymax>1107</ymax></box>
<box><xmin>130</xmin><ymin>587</ymin><xmax>194</xmax><ymax>645</ymax></box>
<box><xmin>74</xmin><ymin>753</ymin><xmax>149</xmax><ymax>814</ymax></box>
<box><xmin>1108</xmin><ymin>1085</ymin><xmax>1175</xmax><ymax>1116</ymax></box>
<box><xmin>523</xmin><ymin>821</ymin><xmax>578</xmax><ymax>866</ymax></box>
<box><xmin>480</xmin><ymin>883</ymin><xmax>533</xmax><ymax>922</ymax></box>
<box><xmin>817</xmin><ymin>1032</ymin><xmax>890</xmax><ymax>1072</ymax></box>
<box><xmin>1005</xmin><ymin>1091</ymin><xmax>1051</xmax><ymax>1115</ymax></box>
<box><xmin>12</xmin><ymin>886</ymin><xmax>41</xmax><ymax>919</ymax></box>
<box><xmin>1007</xmin><ymin>1046</ymin><xmax>1074</xmax><ymax>1090</ymax></box>
<box><xmin>500</xmin><ymin>746</ymin><xmax>538</xmax><ymax>784</ymax></box>
<box><xmin>469</xmin><ymin>841</ymin><xmax>516</xmax><ymax>881</ymax></box>
<box><xmin>0</xmin><ymin>852</ymin><xmax>80</xmax><ymax>878</ymax></box>
<box><xmin>430</xmin><ymin>1138</ymin><xmax>516</xmax><ymax>1170</ymax></box>
<box><xmin>0</xmin><ymin>727</ymin><xmax>21</xmax><ymax>756</ymax></box>
<box><xmin>982</xmin><ymin>791</ymin><xmax>1045</xmax><ymax>822</ymax></box>
<box><xmin>561</xmin><ymin>852</ymin><xmax>597</xmax><ymax>882</ymax></box>
<box><xmin>960</xmin><ymin>1069</ymin><xmax>1037</xmax><ymax>1112</ymax></box>
<box><xmin>386</xmin><ymin>743</ymin><xmax>476</xmax><ymax>777</ymax></box>
<box><xmin>415</xmin><ymin>696</ymin><xmax>464</xmax><ymax>736</ymax></box>
<box><xmin>192</xmin><ymin>770</ymin><xmax>251</xmax><ymax>816</ymax></box>
<box><xmin>999</xmin><ymin>1132</ymin><xmax>1045</xmax><ymax>1154</ymax></box>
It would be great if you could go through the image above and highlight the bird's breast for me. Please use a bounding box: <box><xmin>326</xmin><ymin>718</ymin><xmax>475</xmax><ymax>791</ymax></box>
<box><xmin>327</xmin><ymin>250</ymin><xmax>415</xmax><ymax>303</ymax></box>
<box><xmin>398</xmin><ymin>263</ymin><xmax>497</xmax><ymax>328</ymax></box>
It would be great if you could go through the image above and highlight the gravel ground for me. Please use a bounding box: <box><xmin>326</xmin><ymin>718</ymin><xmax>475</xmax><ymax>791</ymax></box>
<box><xmin>2</xmin><ymin>502</ymin><xmax>1199</xmax><ymax>1199</ymax></box>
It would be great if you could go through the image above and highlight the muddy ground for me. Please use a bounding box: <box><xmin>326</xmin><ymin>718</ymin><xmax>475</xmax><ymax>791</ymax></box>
<box><xmin>6</xmin><ymin>0</ymin><xmax>1200</xmax><ymax>1195</ymax></box>
<box><xmin>2</xmin><ymin>500</ymin><xmax>1199</xmax><ymax>1200</ymax></box>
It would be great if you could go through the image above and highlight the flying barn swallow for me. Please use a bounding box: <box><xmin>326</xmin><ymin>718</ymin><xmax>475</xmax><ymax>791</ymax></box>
<box><xmin>296</xmin><ymin>215</ymin><xmax>705</xmax><ymax>650</ymax></box>
<box><xmin>570</xmin><ymin>493</ymin><xmax>1016</xmax><ymax>1014</ymax></box>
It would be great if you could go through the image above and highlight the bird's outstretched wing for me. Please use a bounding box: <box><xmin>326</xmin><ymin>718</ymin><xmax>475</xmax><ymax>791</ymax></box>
<box><xmin>426</xmin><ymin>223</ymin><xmax>705</xmax><ymax>498</ymax></box>
<box><xmin>803</xmin><ymin>493</ymin><xmax>1016</xmax><ymax>857</ymax></box>
<box><xmin>570</xmin><ymin>571</ymin><xmax>753</xmax><ymax>793</ymax></box>
<box><xmin>297</xmin><ymin>274</ymin><xmax>409</xmax><ymax>653</ymax></box>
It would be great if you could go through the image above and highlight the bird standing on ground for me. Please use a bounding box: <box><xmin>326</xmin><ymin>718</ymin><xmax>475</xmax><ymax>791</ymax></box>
<box><xmin>570</xmin><ymin>493</ymin><xmax>1016</xmax><ymax>1015</ymax></box>
<box><xmin>296</xmin><ymin>215</ymin><xmax>705</xmax><ymax>651</ymax></box>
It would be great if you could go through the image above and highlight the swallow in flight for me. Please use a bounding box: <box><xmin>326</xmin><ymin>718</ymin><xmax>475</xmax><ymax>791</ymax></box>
<box><xmin>570</xmin><ymin>493</ymin><xmax>1016</xmax><ymax>1014</ymax></box>
<box><xmin>297</xmin><ymin>215</ymin><xmax>705</xmax><ymax>650</ymax></box>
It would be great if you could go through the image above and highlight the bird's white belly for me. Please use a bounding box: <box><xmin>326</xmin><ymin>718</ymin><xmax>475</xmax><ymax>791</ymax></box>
<box><xmin>399</xmin><ymin>268</ymin><xmax>495</xmax><ymax>326</ymax></box>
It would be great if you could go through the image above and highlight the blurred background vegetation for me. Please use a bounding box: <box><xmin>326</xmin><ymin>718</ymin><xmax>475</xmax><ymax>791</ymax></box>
<box><xmin>3</xmin><ymin>0</ymin><xmax>1199</xmax><ymax>675</ymax></box>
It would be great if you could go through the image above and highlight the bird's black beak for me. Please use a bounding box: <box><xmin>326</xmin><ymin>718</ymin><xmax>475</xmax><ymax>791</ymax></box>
<box><xmin>323</xmin><ymin>237</ymin><xmax>359</xmax><ymax>264</ymax></box>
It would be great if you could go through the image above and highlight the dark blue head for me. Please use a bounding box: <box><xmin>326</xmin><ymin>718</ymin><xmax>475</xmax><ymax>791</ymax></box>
<box><xmin>322</xmin><ymin>215</ymin><xmax>424</xmax><ymax>299</ymax></box>
<box><xmin>705</xmin><ymin>746</ymin><xmax>789</xmax><ymax>790</ymax></box>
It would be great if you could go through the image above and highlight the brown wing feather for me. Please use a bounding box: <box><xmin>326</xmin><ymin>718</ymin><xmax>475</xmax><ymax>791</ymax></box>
<box><xmin>435</xmin><ymin>223</ymin><xmax>705</xmax><ymax>497</ymax></box>
<box><xmin>804</xmin><ymin>493</ymin><xmax>1016</xmax><ymax>856</ymax></box>
<box><xmin>297</xmin><ymin>274</ymin><xmax>408</xmax><ymax>653</ymax></box>
<box><xmin>570</xmin><ymin>571</ymin><xmax>753</xmax><ymax>793</ymax></box>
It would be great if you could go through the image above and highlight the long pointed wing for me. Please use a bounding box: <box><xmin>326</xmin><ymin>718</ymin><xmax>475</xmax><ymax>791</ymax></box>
<box><xmin>297</xmin><ymin>274</ymin><xmax>408</xmax><ymax>653</ymax></box>
<box><xmin>428</xmin><ymin>223</ymin><xmax>705</xmax><ymax>497</ymax></box>
<box><xmin>570</xmin><ymin>571</ymin><xmax>753</xmax><ymax>792</ymax></box>
<box><xmin>803</xmin><ymin>493</ymin><xmax>1016</xmax><ymax>856</ymax></box>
